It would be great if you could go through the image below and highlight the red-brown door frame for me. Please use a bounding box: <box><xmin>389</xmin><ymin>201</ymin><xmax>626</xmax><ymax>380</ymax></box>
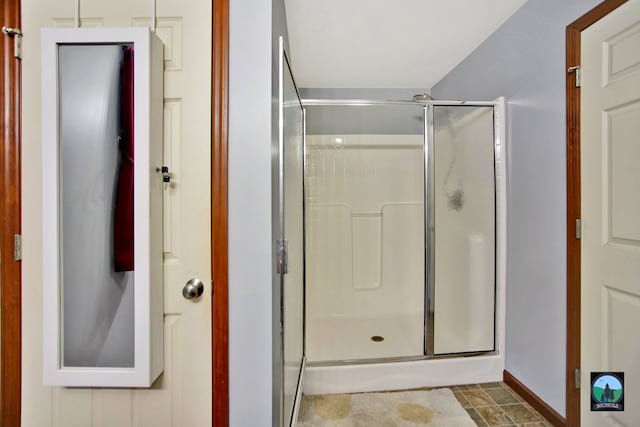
<box><xmin>211</xmin><ymin>0</ymin><xmax>229</xmax><ymax>424</ymax></box>
<box><xmin>565</xmin><ymin>1</ymin><xmax>627</xmax><ymax>426</ymax></box>
<box><xmin>0</xmin><ymin>0</ymin><xmax>22</xmax><ymax>425</ymax></box>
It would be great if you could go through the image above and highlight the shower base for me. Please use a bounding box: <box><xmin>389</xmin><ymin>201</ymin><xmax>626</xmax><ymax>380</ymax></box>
<box><xmin>303</xmin><ymin>309</ymin><xmax>505</xmax><ymax>396</ymax></box>
<box><xmin>303</xmin><ymin>353</ymin><xmax>504</xmax><ymax>395</ymax></box>
<box><xmin>306</xmin><ymin>313</ymin><xmax>424</xmax><ymax>362</ymax></box>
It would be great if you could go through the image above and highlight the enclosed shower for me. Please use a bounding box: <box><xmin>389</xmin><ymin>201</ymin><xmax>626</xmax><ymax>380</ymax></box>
<box><xmin>304</xmin><ymin>100</ymin><xmax>499</xmax><ymax>363</ymax></box>
<box><xmin>276</xmin><ymin>39</ymin><xmax>506</xmax><ymax>427</ymax></box>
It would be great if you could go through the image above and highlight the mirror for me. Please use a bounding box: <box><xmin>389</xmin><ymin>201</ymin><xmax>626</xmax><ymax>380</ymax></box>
<box><xmin>58</xmin><ymin>44</ymin><xmax>135</xmax><ymax>368</ymax></box>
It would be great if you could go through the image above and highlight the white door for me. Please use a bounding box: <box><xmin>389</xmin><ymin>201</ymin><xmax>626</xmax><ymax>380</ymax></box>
<box><xmin>581</xmin><ymin>0</ymin><xmax>640</xmax><ymax>425</ymax></box>
<box><xmin>21</xmin><ymin>0</ymin><xmax>212</xmax><ymax>425</ymax></box>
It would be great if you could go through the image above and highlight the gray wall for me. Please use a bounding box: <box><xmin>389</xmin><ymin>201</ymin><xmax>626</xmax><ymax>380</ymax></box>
<box><xmin>432</xmin><ymin>0</ymin><xmax>599</xmax><ymax>416</ymax></box>
<box><xmin>229</xmin><ymin>0</ymin><xmax>273</xmax><ymax>424</ymax></box>
<box><xmin>228</xmin><ymin>0</ymin><xmax>290</xmax><ymax>424</ymax></box>
<box><xmin>299</xmin><ymin>88</ymin><xmax>431</xmax><ymax>135</ymax></box>
<box><xmin>299</xmin><ymin>87</ymin><xmax>432</xmax><ymax>101</ymax></box>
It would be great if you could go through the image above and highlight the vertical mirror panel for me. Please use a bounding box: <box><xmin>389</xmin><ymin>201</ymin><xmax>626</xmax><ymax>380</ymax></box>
<box><xmin>432</xmin><ymin>105</ymin><xmax>496</xmax><ymax>355</ymax></box>
<box><xmin>59</xmin><ymin>44</ymin><xmax>135</xmax><ymax>368</ymax></box>
<box><xmin>305</xmin><ymin>104</ymin><xmax>425</xmax><ymax>362</ymax></box>
<box><xmin>282</xmin><ymin>53</ymin><xmax>304</xmax><ymax>426</ymax></box>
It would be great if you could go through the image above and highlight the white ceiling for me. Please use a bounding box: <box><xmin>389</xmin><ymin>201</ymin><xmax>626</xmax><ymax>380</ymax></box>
<box><xmin>284</xmin><ymin>0</ymin><xmax>528</xmax><ymax>89</ymax></box>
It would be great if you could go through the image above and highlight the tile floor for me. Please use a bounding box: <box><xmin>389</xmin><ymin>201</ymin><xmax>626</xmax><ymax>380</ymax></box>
<box><xmin>298</xmin><ymin>381</ymin><xmax>554</xmax><ymax>427</ymax></box>
<box><xmin>451</xmin><ymin>382</ymin><xmax>554</xmax><ymax>427</ymax></box>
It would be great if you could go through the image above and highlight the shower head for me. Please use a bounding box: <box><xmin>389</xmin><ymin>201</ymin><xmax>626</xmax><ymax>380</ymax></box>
<box><xmin>413</xmin><ymin>93</ymin><xmax>433</xmax><ymax>102</ymax></box>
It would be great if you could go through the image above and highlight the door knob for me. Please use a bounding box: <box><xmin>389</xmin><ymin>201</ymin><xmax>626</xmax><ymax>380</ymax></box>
<box><xmin>182</xmin><ymin>278</ymin><xmax>204</xmax><ymax>300</ymax></box>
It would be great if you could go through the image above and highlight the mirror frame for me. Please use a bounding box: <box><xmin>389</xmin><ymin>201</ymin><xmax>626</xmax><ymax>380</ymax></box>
<box><xmin>41</xmin><ymin>27</ymin><xmax>164</xmax><ymax>387</ymax></box>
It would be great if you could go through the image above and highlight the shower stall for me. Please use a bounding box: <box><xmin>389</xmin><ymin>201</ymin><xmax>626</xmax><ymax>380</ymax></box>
<box><xmin>276</xmin><ymin>40</ymin><xmax>506</xmax><ymax>427</ymax></box>
<box><xmin>304</xmin><ymin>100</ymin><xmax>500</xmax><ymax>363</ymax></box>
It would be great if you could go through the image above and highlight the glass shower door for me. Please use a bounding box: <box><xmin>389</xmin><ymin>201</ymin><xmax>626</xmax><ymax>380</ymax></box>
<box><xmin>304</xmin><ymin>103</ymin><xmax>425</xmax><ymax>362</ymax></box>
<box><xmin>430</xmin><ymin>105</ymin><xmax>496</xmax><ymax>355</ymax></box>
<box><xmin>279</xmin><ymin>42</ymin><xmax>304</xmax><ymax>426</ymax></box>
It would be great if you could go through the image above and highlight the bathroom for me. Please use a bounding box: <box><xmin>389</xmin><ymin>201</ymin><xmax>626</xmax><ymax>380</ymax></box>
<box><xmin>13</xmin><ymin>0</ymin><xmax>598</xmax><ymax>425</ymax></box>
<box><xmin>255</xmin><ymin>1</ymin><xmax>576</xmax><ymax>426</ymax></box>
<box><xmin>277</xmin><ymin>38</ymin><xmax>507</xmax><ymax>424</ymax></box>
<box><xmin>269</xmin><ymin>1</ymin><xmax>522</xmax><ymax>425</ymax></box>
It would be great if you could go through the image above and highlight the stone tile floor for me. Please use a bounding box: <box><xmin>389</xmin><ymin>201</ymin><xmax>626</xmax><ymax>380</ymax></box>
<box><xmin>451</xmin><ymin>382</ymin><xmax>554</xmax><ymax>427</ymax></box>
<box><xmin>298</xmin><ymin>381</ymin><xmax>554</xmax><ymax>426</ymax></box>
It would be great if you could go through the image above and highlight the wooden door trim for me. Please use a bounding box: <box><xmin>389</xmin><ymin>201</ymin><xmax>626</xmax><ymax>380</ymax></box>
<box><xmin>0</xmin><ymin>0</ymin><xmax>22</xmax><ymax>424</ymax></box>
<box><xmin>565</xmin><ymin>1</ymin><xmax>627</xmax><ymax>425</ymax></box>
<box><xmin>212</xmin><ymin>0</ymin><xmax>229</xmax><ymax>424</ymax></box>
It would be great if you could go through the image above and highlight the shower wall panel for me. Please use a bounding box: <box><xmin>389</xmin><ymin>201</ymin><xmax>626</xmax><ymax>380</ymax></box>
<box><xmin>305</xmin><ymin>134</ymin><xmax>424</xmax><ymax>362</ymax></box>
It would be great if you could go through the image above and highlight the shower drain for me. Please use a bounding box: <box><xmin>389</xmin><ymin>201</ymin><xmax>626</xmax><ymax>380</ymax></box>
<box><xmin>371</xmin><ymin>335</ymin><xmax>384</xmax><ymax>342</ymax></box>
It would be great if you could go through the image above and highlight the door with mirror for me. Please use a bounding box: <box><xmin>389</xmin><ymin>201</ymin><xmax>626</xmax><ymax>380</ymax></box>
<box><xmin>22</xmin><ymin>0</ymin><xmax>213</xmax><ymax>424</ymax></box>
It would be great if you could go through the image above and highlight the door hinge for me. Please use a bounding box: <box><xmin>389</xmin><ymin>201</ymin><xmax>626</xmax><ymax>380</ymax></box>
<box><xmin>575</xmin><ymin>219</ymin><xmax>582</xmax><ymax>240</ymax></box>
<box><xmin>575</xmin><ymin>368</ymin><xmax>581</xmax><ymax>389</ymax></box>
<box><xmin>2</xmin><ymin>26</ymin><xmax>23</xmax><ymax>60</ymax></box>
<box><xmin>13</xmin><ymin>234</ymin><xmax>22</xmax><ymax>261</ymax></box>
<box><xmin>568</xmin><ymin>65</ymin><xmax>581</xmax><ymax>88</ymax></box>
<box><xmin>276</xmin><ymin>239</ymin><xmax>288</xmax><ymax>274</ymax></box>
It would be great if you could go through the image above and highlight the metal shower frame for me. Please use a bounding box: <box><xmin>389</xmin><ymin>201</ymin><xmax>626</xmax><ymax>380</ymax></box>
<box><xmin>300</xmin><ymin>97</ymin><xmax>503</xmax><ymax>366</ymax></box>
